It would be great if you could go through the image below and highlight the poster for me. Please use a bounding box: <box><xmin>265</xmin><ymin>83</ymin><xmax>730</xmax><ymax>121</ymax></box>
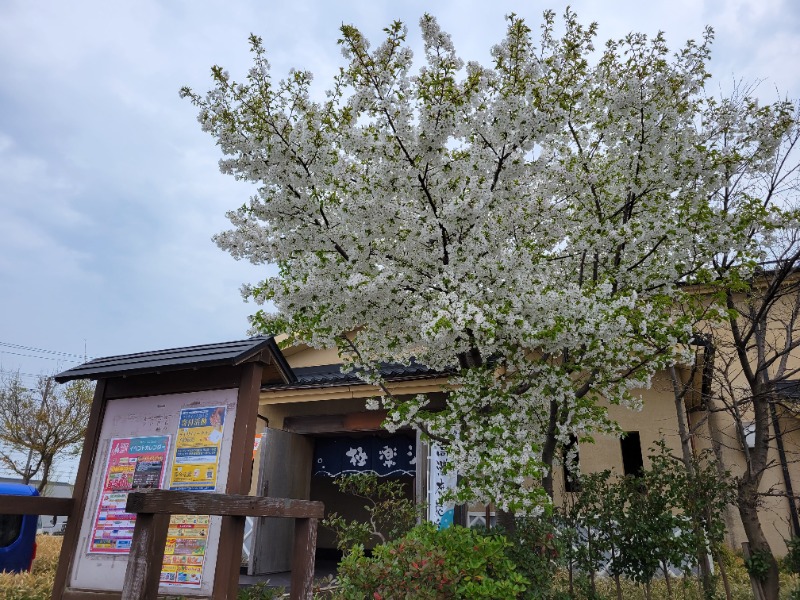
<box><xmin>88</xmin><ymin>436</ymin><xmax>170</xmax><ymax>554</ymax></box>
<box><xmin>160</xmin><ymin>405</ymin><xmax>226</xmax><ymax>588</ymax></box>
<box><xmin>160</xmin><ymin>515</ymin><xmax>209</xmax><ymax>586</ymax></box>
<box><xmin>169</xmin><ymin>406</ymin><xmax>226</xmax><ymax>492</ymax></box>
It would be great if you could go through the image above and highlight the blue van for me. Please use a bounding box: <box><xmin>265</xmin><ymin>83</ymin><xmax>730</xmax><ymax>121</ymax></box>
<box><xmin>0</xmin><ymin>483</ymin><xmax>38</xmax><ymax>573</ymax></box>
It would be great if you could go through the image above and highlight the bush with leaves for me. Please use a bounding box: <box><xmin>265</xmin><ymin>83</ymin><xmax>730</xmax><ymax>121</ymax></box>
<box><xmin>495</xmin><ymin>511</ymin><xmax>566</xmax><ymax>600</ymax></box>
<box><xmin>335</xmin><ymin>523</ymin><xmax>528</xmax><ymax>600</ymax></box>
<box><xmin>322</xmin><ymin>473</ymin><xmax>421</xmax><ymax>552</ymax></box>
<box><xmin>561</xmin><ymin>440</ymin><xmax>735</xmax><ymax>599</ymax></box>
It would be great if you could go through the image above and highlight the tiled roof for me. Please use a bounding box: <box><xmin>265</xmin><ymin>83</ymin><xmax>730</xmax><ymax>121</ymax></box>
<box><xmin>266</xmin><ymin>361</ymin><xmax>444</xmax><ymax>389</ymax></box>
<box><xmin>54</xmin><ymin>336</ymin><xmax>293</xmax><ymax>383</ymax></box>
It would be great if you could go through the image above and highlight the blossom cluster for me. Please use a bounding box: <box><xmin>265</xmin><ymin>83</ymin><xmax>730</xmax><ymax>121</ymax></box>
<box><xmin>182</xmin><ymin>11</ymin><xmax>796</xmax><ymax>511</ymax></box>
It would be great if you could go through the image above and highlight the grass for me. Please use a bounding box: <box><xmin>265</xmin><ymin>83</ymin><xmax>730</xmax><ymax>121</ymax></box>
<box><xmin>0</xmin><ymin>535</ymin><xmax>62</xmax><ymax>600</ymax></box>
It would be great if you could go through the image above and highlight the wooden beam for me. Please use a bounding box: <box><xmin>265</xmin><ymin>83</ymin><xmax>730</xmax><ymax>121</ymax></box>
<box><xmin>104</xmin><ymin>366</ymin><xmax>242</xmax><ymax>400</ymax></box>
<box><xmin>119</xmin><ymin>512</ymin><xmax>171</xmax><ymax>600</ymax></box>
<box><xmin>283</xmin><ymin>411</ymin><xmax>389</xmax><ymax>434</ymax></box>
<box><xmin>125</xmin><ymin>489</ymin><xmax>324</xmax><ymax>519</ymax></box>
<box><xmin>62</xmin><ymin>590</ymin><xmax>123</xmax><ymax>600</ymax></box>
<box><xmin>52</xmin><ymin>379</ymin><xmax>109</xmax><ymax>600</ymax></box>
<box><xmin>0</xmin><ymin>496</ymin><xmax>73</xmax><ymax>515</ymax></box>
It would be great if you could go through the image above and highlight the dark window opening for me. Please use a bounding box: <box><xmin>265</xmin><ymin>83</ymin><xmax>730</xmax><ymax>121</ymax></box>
<box><xmin>0</xmin><ymin>514</ymin><xmax>22</xmax><ymax>547</ymax></box>
<box><xmin>620</xmin><ymin>431</ymin><xmax>644</xmax><ymax>477</ymax></box>
<box><xmin>563</xmin><ymin>434</ymin><xmax>581</xmax><ymax>492</ymax></box>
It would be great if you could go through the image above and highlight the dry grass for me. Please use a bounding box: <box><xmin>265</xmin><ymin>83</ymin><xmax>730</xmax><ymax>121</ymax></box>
<box><xmin>551</xmin><ymin>548</ymin><xmax>800</xmax><ymax>600</ymax></box>
<box><xmin>0</xmin><ymin>535</ymin><xmax>62</xmax><ymax>600</ymax></box>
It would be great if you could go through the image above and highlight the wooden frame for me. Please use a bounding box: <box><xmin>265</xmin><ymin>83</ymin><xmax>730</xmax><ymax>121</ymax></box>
<box><xmin>0</xmin><ymin>496</ymin><xmax>74</xmax><ymax>516</ymax></box>
<box><xmin>121</xmin><ymin>490</ymin><xmax>323</xmax><ymax>600</ymax></box>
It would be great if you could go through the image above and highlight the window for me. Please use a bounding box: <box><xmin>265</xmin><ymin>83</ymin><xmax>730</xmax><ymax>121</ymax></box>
<box><xmin>0</xmin><ymin>514</ymin><xmax>22</xmax><ymax>548</ymax></box>
<box><xmin>620</xmin><ymin>431</ymin><xmax>644</xmax><ymax>477</ymax></box>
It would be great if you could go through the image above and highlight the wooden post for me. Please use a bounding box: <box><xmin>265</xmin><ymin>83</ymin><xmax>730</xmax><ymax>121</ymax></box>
<box><xmin>51</xmin><ymin>379</ymin><xmax>108</xmax><ymax>600</ymax></box>
<box><xmin>290</xmin><ymin>518</ymin><xmax>319</xmax><ymax>600</ymax></box>
<box><xmin>214</xmin><ymin>361</ymin><xmax>264</xmax><ymax>600</ymax></box>
<box><xmin>120</xmin><ymin>512</ymin><xmax>171</xmax><ymax>600</ymax></box>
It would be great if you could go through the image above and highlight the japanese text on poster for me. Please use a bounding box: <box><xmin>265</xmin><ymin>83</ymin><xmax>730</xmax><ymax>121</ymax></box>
<box><xmin>169</xmin><ymin>406</ymin><xmax>226</xmax><ymax>492</ymax></box>
<box><xmin>428</xmin><ymin>443</ymin><xmax>457</xmax><ymax>529</ymax></box>
<box><xmin>160</xmin><ymin>514</ymin><xmax>209</xmax><ymax>587</ymax></box>
<box><xmin>160</xmin><ymin>405</ymin><xmax>226</xmax><ymax>588</ymax></box>
<box><xmin>88</xmin><ymin>436</ymin><xmax>170</xmax><ymax>554</ymax></box>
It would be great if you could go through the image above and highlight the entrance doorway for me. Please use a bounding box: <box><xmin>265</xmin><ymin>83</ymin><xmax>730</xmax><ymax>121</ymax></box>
<box><xmin>310</xmin><ymin>432</ymin><xmax>417</xmax><ymax>559</ymax></box>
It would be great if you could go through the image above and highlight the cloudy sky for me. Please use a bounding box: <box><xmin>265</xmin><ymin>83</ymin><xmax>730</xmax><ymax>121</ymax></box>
<box><xmin>0</xmin><ymin>0</ymin><xmax>798</xmax><ymax>479</ymax></box>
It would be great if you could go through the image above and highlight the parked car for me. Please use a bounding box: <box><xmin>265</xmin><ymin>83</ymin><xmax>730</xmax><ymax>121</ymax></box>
<box><xmin>0</xmin><ymin>483</ymin><xmax>38</xmax><ymax>573</ymax></box>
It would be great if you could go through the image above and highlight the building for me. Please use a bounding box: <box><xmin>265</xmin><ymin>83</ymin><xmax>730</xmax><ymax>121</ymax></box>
<box><xmin>250</xmin><ymin>333</ymin><xmax>800</xmax><ymax>570</ymax></box>
<box><xmin>53</xmin><ymin>324</ymin><xmax>800</xmax><ymax>577</ymax></box>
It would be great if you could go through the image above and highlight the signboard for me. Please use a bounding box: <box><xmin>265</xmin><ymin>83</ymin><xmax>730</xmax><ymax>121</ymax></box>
<box><xmin>69</xmin><ymin>389</ymin><xmax>238</xmax><ymax>596</ymax></box>
<box><xmin>427</xmin><ymin>443</ymin><xmax>457</xmax><ymax>529</ymax></box>
<box><xmin>87</xmin><ymin>436</ymin><xmax>170</xmax><ymax>554</ymax></box>
<box><xmin>312</xmin><ymin>435</ymin><xmax>416</xmax><ymax>477</ymax></box>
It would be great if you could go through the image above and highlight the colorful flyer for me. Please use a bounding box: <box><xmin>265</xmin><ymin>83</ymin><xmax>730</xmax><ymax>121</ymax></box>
<box><xmin>160</xmin><ymin>405</ymin><xmax>226</xmax><ymax>588</ymax></box>
<box><xmin>160</xmin><ymin>514</ymin><xmax>209</xmax><ymax>587</ymax></box>
<box><xmin>169</xmin><ymin>406</ymin><xmax>226</xmax><ymax>492</ymax></box>
<box><xmin>88</xmin><ymin>436</ymin><xmax>170</xmax><ymax>554</ymax></box>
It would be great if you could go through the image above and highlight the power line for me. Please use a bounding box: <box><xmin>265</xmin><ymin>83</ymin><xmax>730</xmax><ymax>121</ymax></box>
<box><xmin>0</xmin><ymin>368</ymin><xmax>42</xmax><ymax>380</ymax></box>
<box><xmin>0</xmin><ymin>350</ymin><xmax>83</xmax><ymax>363</ymax></box>
<box><xmin>0</xmin><ymin>341</ymin><xmax>91</xmax><ymax>360</ymax></box>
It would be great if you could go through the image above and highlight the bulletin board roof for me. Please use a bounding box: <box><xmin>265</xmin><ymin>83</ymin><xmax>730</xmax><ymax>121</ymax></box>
<box><xmin>54</xmin><ymin>336</ymin><xmax>292</xmax><ymax>383</ymax></box>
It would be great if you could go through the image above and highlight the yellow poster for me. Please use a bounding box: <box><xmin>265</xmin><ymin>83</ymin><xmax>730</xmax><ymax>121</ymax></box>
<box><xmin>170</xmin><ymin>406</ymin><xmax>225</xmax><ymax>492</ymax></box>
<box><xmin>160</xmin><ymin>406</ymin><xmax>226</xmax><ymax>588</ymax></box>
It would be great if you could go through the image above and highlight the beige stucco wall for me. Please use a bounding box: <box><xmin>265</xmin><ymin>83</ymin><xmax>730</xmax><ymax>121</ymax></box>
<box><xmin>572</xmin><ymin>370</ymin><xmax>686</xmax><ymax>478</ymax></box>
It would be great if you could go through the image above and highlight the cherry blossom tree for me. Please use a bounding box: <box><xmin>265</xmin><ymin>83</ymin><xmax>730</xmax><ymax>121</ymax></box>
<box><xmin>182</xmin><ymin>10</ymin><xmax>796</xmax><ymax>517</ymax></box>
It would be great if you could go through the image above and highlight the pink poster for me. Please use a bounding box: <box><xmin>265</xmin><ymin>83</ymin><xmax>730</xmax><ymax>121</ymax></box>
<box><xmin>88</xmin><ymin>436</ymin><xmax>171</xmax><ymax>554</ymax></box>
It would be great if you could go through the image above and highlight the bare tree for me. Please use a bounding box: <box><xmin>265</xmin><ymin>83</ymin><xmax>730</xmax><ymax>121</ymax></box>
<box><xmin>0</xmin><ymin>372</ymin><xmax>93</xmax><ymax>492</ymax></box>
<box><xmin>702</xmin><ymin>261</ymin><xmax>800</xmax><ymax>600</ymax></box>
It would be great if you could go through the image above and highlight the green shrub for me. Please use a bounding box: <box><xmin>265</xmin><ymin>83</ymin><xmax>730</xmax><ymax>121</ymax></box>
<box><xmin>497</xmin><ymin>515</ymin><xmax>564</xmax><ymax>600</ymax></box>
<box><xmin>237</xmin><ymin>581</ymin><xmax>285</xmax><ymax>599</ymax></box>
<box><xmin>323</xmin><ymin>473</ymin><xmax>420</xmax><ymax>552</ymax></box>
<box><xmin>335</xmin><ymin>522</ymin><xmax>527</xmax><ymax>599</ymax></box>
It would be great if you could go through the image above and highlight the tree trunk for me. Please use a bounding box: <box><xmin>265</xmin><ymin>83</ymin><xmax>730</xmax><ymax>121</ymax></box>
<box><xmin>738</xmin><ymin>479</ymin><xmax>779</xmax><ymax>600</ymax></box>
<box><xmin>714</xmin><ymin>548</ymin><xmax>733</xmax><ymax>600</ymax></box>
<box><xmin>37</xmin><ymin>457</ymin><xmax>53</xmax><ymax>493</ymax></box>
<box><xmin>670</xmin><ymin>366</ymin><xmax>716</xmax><ymax>597</ymax></box>
<box><xmin>540</xmin><ymin>398</ymin><xmax>559</xmax><ymax>499</ymax></box>
<box><xmin>495</xmin><ymin>508</ymin><xmax>516</xmax><ymax>534</ymax></box>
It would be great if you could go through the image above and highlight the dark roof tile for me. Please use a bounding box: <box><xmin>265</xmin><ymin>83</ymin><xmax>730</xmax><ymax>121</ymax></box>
<box><xmin>267</xmin><ymin>361</ymin><xmax>444</xmax><ymax>389</ymax></box>
<box><xmin>55</xmin><ymin>336</ymin><xmax>293</xmax><ymax>383</ymax></box>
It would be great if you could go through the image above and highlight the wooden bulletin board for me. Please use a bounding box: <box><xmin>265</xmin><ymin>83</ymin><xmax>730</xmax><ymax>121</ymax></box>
<box><xmin>51</xmin><ymin>346</ymin><xmax>269</xmax><ymax>600</ymax></box>
<box><xmin>68</xmin><ymin>389</ymin><xmax>238</xmax><ymax>596</ymax></box>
